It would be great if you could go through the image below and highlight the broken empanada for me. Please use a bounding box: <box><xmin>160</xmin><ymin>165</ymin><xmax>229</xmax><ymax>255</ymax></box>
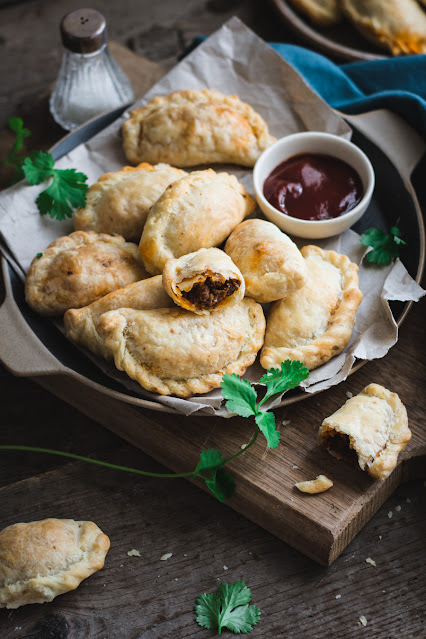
<box><xmin>122</xmin><ymin>89</ymin><xmax>276</xmax><ymax>167</ymax></box>
<box><xmin>96</xmin><ymin>299</ymin><xmax>266</xmax><ymax>397</ymax></box>
<box><xmin>224</xmin><ymin>219</ymin><xmax>307</xmax><ymax>303</ymax></box>
<box><xmin>162</xmin><ymin>248</ymin><xmax>245</xmax><ymax>315</ymax></box>
<box><xmin>260</xmin><ymin>245</ymin><xmax>362</xmax><ymax>371</ymax></box>
<box><xmin>74</xmin><ymin>163</ymin><xmax>187</xmax><ymax>242</ymax></box>
<box><xmin>288</xmin><ymin>0</ymin><xmax>343</xmax><ymax>26</ymax></box>
<box><xmin>319</xmin><ymin>384</ymin><xmax>411</xmax><ymax>480</ymax></box>
<box><xmin>25</xmin><ymin>231</ymin><xmax>147</xmax><ymax>316</ymax></box>
<box><xmin>0</xmin><ymin>519</ymin><xmax>110</xmax><ymax>609</ymax></box>
<box><xmin>139</xmin><ymin>169</ymin><xmax>256</xmax><ymax>275</ymax></box>
<box><xmin>341</xmin><ymin>0</ymin><xmax>426</xmax><ymax>55</ymax></box>
<box><xmin>64</xmin><ymin>275</ymin><xmax>173</xmax><ymax>359</ymax></box>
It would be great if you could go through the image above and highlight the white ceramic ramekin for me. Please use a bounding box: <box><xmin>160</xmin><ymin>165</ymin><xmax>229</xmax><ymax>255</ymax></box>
<box><xmin>253</xmin><ymin>131</ymin><xmax>375</xmax><ymax>239</ymax></box>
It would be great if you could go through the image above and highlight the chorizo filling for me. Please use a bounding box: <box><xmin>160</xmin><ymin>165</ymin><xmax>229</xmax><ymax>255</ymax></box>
<box><xmin>182</xmin><ymin>275</ymin><xmax>241</xmax><ymax>310</ymax></box>
<box><xmin>322</xmin><ymin>431</ymin><xmax>359</xmax><ymax>466</ymax></box>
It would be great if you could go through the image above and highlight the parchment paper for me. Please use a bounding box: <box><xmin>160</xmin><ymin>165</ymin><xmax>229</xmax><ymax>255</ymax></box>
<box><xmin>0</xmin><ymin>18</ymin><xmax>424</xmax><ymax>416</ymax></box>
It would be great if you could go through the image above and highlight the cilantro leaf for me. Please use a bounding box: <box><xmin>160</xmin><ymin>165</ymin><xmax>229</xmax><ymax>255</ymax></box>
<box><xmin>193</xmin><ymin>449</ymin><xmax>225</xmax><ymax>478</ymax></box>
<box><xmin>360</xmin><ymin>220</ymin><xmax>406</xmax><ymax>265</ymax></box>
<box><xmin>1</xmin><ymin>117</ymin><xmax>31</xmax><ymax>182</ymax></box>
<box><xmin>221</xmin><ymin>374</ymin><xmax>257</xmax><ymax>417</ymax></box>
<box><xmin>195</xmin><ymin>581</ymin><xmax>261</xmax><ymax>634</ymax></box>
<box><xmin>22</xmin><ymin>151</ymin><xmax>54</xmax><ymax>184</ymax></box>
<box><xmin>259</xmin><ymin>360</ymin><xmax>309</xmax><ymax>402</ymax></box>
<box><xmin>205</xmin><ymin>467</ymin><xmax>236</xmax><ymax>503</ymax></box>
<box><xmin>255</xmin><ymin>411</ymin><xmax>280</xmax><ymax>449</ymax></box>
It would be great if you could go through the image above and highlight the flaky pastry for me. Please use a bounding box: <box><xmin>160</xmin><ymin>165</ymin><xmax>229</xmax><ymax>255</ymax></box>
<box><xmin>162</xmin><ymin>248</ymin><xmax>245</xmax><ymax>315</ymax></box>
<box><xmin>319</xmin><ymin>384</ymin><xmax>411</xmax><ymax>480</ymax></box>
<box><xmin>25</xmin><ymin>231</ymin><xmax>147</xmax><ymax>316</ymax></box>
<box><xmin>225</xmin><ymin>219</ymin><xmax>307</xmax><ymax>303</ymax></box>
<box><xmin>122</xmin><ymin>89</ymin><xmax>276</xmax><ymax>167</ymax></box>
<box><xmin>139</xmin><ymin>169</ymin><xmax>256</xmax><ymax>274</ymax></box>
<box><xmin>288</xmin><ymin>0</ymin><xmax>342</xmax><ymax>26</ymax></box>
<box><xmin>64</xmin><ymin>275</ymin><xmax>173</xmax><ymax>359</ymax></box>
<box><xmin>260</xmin><ymin>245</ymin><xmax>363</xmax><ymax>371</ymax></box>
<box><xmin>0</xmin><ymin>518</ymin><xmax>110</xmax><ymax>609</ymax></box>
<box><xmin>295</xmin><ymin>475</ymin><xmax>333</xmax><ymax>493</ymax></box>
<box><xmin>96</xmin><ymin>298</ymin><xmax>266</xmax><ymax>397</ymax></box>
<box><xmin>73</xmin><ymin>163</ymin><xmax>187</xmax><ymax>242</ymax></box>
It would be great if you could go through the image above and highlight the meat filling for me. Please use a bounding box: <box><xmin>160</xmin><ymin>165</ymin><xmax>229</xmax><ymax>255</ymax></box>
<box><xmin>323</xmin><ymin>431</ymin><xmax>359</xmax><ymax>466</ymax></box>
<box><xmin>182</xmin><ymin>276</ymin><xmax>241</xmax><ymax>310</ymax></box>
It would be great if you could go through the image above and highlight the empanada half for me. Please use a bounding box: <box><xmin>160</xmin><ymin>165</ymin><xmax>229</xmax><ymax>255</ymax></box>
<box><xmin>96</xmin><ymin>299</ymin><xmax>266</xmax><ymax>397</ymax></box>
<box><xmin>162</xmin><ymin>248</ymin><xmax>245</xmax><ymax>315</ymax></box>
<box><xmin>0</xmin><ymin>519</ymin><xmax>110</xmax><ymax>609</ymax></box>
<box><xmin>64</xmin><ymin>275</ymin><xmax>173</xmax><ymax>359</ymax></box>
<box><xmin>139</xmin><ymin>169</ymin><xmax>256</xmax><ymax>275</ymax></box>
<box><xmin>319</xmin><ymin>384</ymin><xmax>411</xmax><ymax>480</ymax></box>
<box><xmin>225</xmin><ymin>219</ymin><xmax>307</xmax><ymax>303</ymax></box>
<box><xmin>74</xmin><ymin>163</ymin><xmax>187</xmax><ymax>242</ymax></box>
<box><xmin>260</xmin><ymin>245</ymin><xmax>363</xmax><ymax>371</ymax></box>
<box><xmin>122</xmin><ymin>89</ymin><xmax>276</xmax><ymax>167</ymax></box>
<box><xmin>25</xmin><ymin>231</ymin><xmax>147</xmax><ymax>316</ymax></box>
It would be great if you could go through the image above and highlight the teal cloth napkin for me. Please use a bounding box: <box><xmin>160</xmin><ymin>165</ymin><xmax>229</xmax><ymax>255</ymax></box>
<box><xmin>270</xmin><ymin>44</ymin><xmax>426</xmax><ymax>141</ymax></box>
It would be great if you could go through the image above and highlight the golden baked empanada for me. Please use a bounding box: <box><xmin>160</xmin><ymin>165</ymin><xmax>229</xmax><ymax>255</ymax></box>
<box><xmin>25</xmin><ymin>231</ymin><xmax>147</xmax><ymax>316</ymax></box>
<box><xmin>97</xmin><ymin>299</ymin><xmax>266</xmax><ymax>397</ymax></box>
<box><xmin>122</xmin><ymin>89</ymin><xmax>276</xmax><ymax>167</ymax></box>
<box><xmin>162</xmin><ymin>248</ymin><xmax>244</xmax><ymax>315</ymax></box>
<box><xmin>260</xmin><ymin>245</ymin><xmax>362</xmax><ymax>371</ymax></box>
<box><xmin>139</xmin><ymin>169</ymin><xmax>256</xmax><ymax>275</ymax></box>
<box><xmin>288</xmin><ymin>0</ymin><xmax>342</xmax><ymax>26</ymax></box>
<box><xmin>64</xmin><ymin>275</ymin><xmax>173</xmax><ymax>359</ymax></box>
<box><xmin>224</xmin><ymin>219</ymin><xmax>307</xmax><ymax>303</ymax></box>
<box><xmin>319</xmin><ymin>384</ymin><xmax>411</xmax><ymax>479</ymax></box>
<box><xmin>341</xmin><ymin>0</ymin><xmax>426</xmax><ymax>55</ymax></box>
<box><xmin>73</xmin><ymin>163</ymin><xmax>187</xmax><ymax>242</ymax></box>
<box><xmin>0</xmin><ymin>518</ymin><xmax>110</xmax><ymax>609</ymax></box>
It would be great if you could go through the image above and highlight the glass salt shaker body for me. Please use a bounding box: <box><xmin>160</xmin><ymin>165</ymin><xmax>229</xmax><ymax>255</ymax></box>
<box><xmin>50</xmin><ymin>8</ymin><xmax>134</xmax><ymax>131</ymax></box>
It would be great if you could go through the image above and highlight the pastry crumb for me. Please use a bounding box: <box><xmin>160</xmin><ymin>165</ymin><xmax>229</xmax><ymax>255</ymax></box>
<box><xmin>346</xmin><ymin>391</ymin><xmax>353</xmax><ymax>399</ymax></box>
<box><xmin>395</xmin><ymin>505</ymin><xmax>401</xmax><ymax>512</ymax></box>
<box><xmin>241</xmin><ymin>443</ymin><xmax>248</xmax><ymax>449</ymax></box>
<box><xmin>388</xmin><ymin>511</ymin><xmax>393</xmax><ymax>519</ymax></box>
<box><xmin>378</xmin><ymin>535</ymin><xmax>382</xmax><ymax>541</ymax></box>
<box><xmin>365</xmin><ymin>557</ymin><xmax>376</xmax><ymax>567</ymax></box>
<box><xmin>295</xmin><ymin>474</ymin><xmax>333</xmax><ymax>494</ymax></box>
<box><xmin>335</xmin><ymin>594</ymin><xmax>341</xmax><ymax>599</ymax></box>
<box><xmin>183</xmin><ymin>553</ymin><xmax>187</xmax><ymax>557</ymax></box>
<box><xmin>223</xmin><ymin>565</ymin><xmax>228</xmax><ymax>570</ymax></box>
<box><xmin>359</xmin><ymin>616</ymin><xmax>368</xmax><ymax>627</ymax></box>
<box><xmin>292</xmin><ymin>465</ymin><xmax>299</xmax><ymax>469</ymax></box>
<box><xmin>282</xmin><ymin>419</ymin><xmax>290</xmax><ymax>426</ymax></box>
<box><xmin>160</xmin><ymin>552</ymin><xmax>172</xmax><ymax>561</ymax></box>
<box><xmin>127</xmin><ymin>549</ymin><xmax>141</xmax><ymax>557</ymax></box>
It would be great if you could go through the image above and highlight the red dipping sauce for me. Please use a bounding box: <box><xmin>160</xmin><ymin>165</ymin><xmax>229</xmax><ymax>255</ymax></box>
<box><xmin>263</xmin><ymin>153</ymin><xmax>364</xmax><ymax>221</ymax></box>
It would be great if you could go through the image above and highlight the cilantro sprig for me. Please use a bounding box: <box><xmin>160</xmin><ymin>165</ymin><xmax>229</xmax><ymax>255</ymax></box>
<box><xmin>195</xmin><ymin>580</ymin><xmax>261</xmax><ymax>634</ymax></box>
<box><xmin>0</xmin><ymin>117</ymin><xmax>31</xmax><ymax>183</ymax></box>
<box><xmin>360</xmin><ymin>219</ymin><xmax>406</xmax><ymax>265</ymax></box>
<box><xmin>0</xmin><ymin>361</ymin><xmax>308</xmax><ymax>503</ymax></box>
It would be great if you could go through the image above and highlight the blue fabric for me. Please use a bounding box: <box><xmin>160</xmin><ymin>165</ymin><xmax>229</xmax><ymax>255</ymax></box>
<box><xmin>270</xmin><ymin>43</ymin><xmax>426</xmax><ymax>142</ymax></box>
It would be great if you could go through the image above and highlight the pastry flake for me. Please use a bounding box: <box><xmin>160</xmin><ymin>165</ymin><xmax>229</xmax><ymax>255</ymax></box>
<box><xmin>64</xmin><ymin>275</ymin><xmax>173</xmax><ymax>359</ymax></box>
<box><xmin>319</xmin><ymin>383</ymin><xmax>411</xmax><ymax>480</ymax></box>
<box><xmin>225</xmin><ymin>219</ymin><xmax>307</xmax><ymax>303</ymax></box>
<box><xmin>162</xmin><ymin>248</ymin><xmax>245</xmax><ymax>315</ymax></box>
<box><xmin>288</xmin><ymin>0</ymin><xmax>343</xmax><ymax>26</ymax></box>
<box><xmin>295</xmin><ymin>475</ymin><xmax>333</xmax><ymax>493</ymax></box>
<box><xmin>260</xmin><ymin>245</ymin><xmax>363</xmax><ymax>371</ymax></box>
<box><xmin>96</xmin><ymin>298</ymin><xmax>266</xmax><ymax>397</ymax></box>
<box><xmin>73</xmin><ymin>163</ymin><xmax>187</xmax><ymax>242</ymax></box>
<box><xmin>25</xmin><ymin>231</ymin><xmax>147</xmax><ymax>316</ymax></box>
<box><xmin>122</xmin><ymin>89</ymin><xmax>276</xmax><ymax>167</ymax></box>
<box><xmin>139</xmin><ymin>169</ymin><xmax>256</xmax><ymax>275</ymax></box>
<box><xmin>0</xmin><ymin>518</ymin><xmax>110</xmax><ymax>609</ymax></box>
<box><xmin>341</xmin><ymin>0</ymin><xmax>426</xmax><ymax>55</ymax></box>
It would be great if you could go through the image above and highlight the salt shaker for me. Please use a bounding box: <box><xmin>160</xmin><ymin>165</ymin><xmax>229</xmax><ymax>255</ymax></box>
<box><xmin>50</xmin><ymin>8</ymin><xmax>134</xmax><ymax>130</ymax></box>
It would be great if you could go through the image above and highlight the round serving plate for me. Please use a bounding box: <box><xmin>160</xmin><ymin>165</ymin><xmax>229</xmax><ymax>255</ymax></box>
<box><xmin>270</xmin><ymin>0</ymin><xmax>387</xmax><ymax>62</ymax></box>
<box><xmin>0</xmin><ymin>106</ymin><xmax>424</xmax><ymax>415</ymax></box>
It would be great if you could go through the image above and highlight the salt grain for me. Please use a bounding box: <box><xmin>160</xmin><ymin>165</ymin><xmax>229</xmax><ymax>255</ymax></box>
<box><xmin>388</xmin><ymin>511</ymin><xmax>393</xmax><ymax>519</ymax></box>
<box><xmin>241</xmin><ymin>443</ymin><xmax>248</xmax><ymax>450</ymax></box>
<box><xmin>346</xmin><ymin>391</ymin><xmax>353</xmax><ymax>399</ymax></box>
<box><xmin>282</xmin><ymin>419</ymin><xmax>290</xmax><ymax>426</ymax></box>
<box><xmin>359</xmin><ymin>616</ymin><xmax>368</xmax><ymax>627</ymax></box>
<box><xmin>365</xmin><ymin>557</ymin><xmax>376</xmax><ymax>567</ymax></box>
<box><xmin>127</xmin><ymin>549</ymin><xmax>141</xmax><ymax>557</ymax></box>
<box><xmin>395</xmin><ymin>505</ymin><xmax>401</xmax><ymax>512</ymax></box>
<box><xmin>292</xmin><ymin>465</ymin><xmax>299</xmax><ymax>469</ymax></box>
<box><xmin>160</xmin><ymin>553</ymin><xmax>172</xmax><ymax>561</ymax></box>
<box><xmin>223</xmin><ymin>565</ymin><xmax>228</xmax><ymax>570</ymax></box>
<box><xmin>378</xmin><ymin>536</ymin><xmax>382</xmax><ymax>541</ymax></box>
<box><xmin>335</xmin><ymin>594</ymin><xmax>341</xmax><ymax>599</ymax></box>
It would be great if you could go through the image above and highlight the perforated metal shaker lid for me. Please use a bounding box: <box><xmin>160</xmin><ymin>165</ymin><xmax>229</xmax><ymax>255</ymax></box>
<box><xmin>60</xmin><ymin>8</ymin><xmax>107</xmax><ymax>54</ymax></box>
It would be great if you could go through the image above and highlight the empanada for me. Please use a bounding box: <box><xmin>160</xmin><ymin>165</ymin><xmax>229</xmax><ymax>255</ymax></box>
<box><xmin>97</xmin><ymin>299</ymin><xmax>266</xmax><ymax>397</ymax></box>
<box><xmin>288</xmin><ymin>0</ymin><xmax>343</xmax><ymax>26</ymax></box>
<box><xmin>139</xmin><ymin>169</ymin><xmax>256</xmax><ymax>275</ymax></box>
<box><xmin>341</xmin><ymin>0</ymin><xmax>426</xmax><ymax>55</ymax></box>
<box><xmin>25</xmin><ymin>231</ymin><xmax>147</xmax><ymax>316</ymax></box>
<box><xmin>260</xmin><ymin>245</ymin><xmax>362</xmax><ymax>371</ymax></box>
<box><xmin>319</xmin><ymin>384</ymin><xmax>411</xmax><ymax>480</ymax></box>
<box><xmin>224</xmin><ymin>219</ymin><xmax>307</xmax><ymax>303</ymax></box>
<box><xmin>73</xmin><ymin>163</ymin><xmax>187</xmax><ymax>242</ymax></box>
<box><xmin>162</xmin><ymin>248</ymin><xmax>245</xmax><ymax>315</ymax></box>
<box><xmin>0</xmin><ymin>518</ymin><xmax>110</xmax><ymax>609</ymax></box>
<box><xmin>122</xmin><ymin>89</ymin><xmax>276</xmax><ymax>167</ymax></box>
<box><xmin>64</xmin><ymin>275</ymin><xmax>173</xmax><ymax>359</ymax></box>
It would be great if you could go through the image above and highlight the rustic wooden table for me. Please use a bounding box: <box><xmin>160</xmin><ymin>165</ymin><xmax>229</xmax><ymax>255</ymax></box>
<box><xmin>0</xmin><ymin>2</ymin><xmax>425</xmax><ymax>638</ymax></box>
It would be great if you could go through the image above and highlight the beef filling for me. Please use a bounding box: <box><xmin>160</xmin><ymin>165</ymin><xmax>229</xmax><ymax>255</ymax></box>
<box><xmin>183</xmin><ymin>276</ymin><xmax>241</xmax><ymax>310</ymax></box>
<box><xmin>324</xmin><ymin>432</ymin><xmax>359</xmax><ymax>466</ymax></box>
